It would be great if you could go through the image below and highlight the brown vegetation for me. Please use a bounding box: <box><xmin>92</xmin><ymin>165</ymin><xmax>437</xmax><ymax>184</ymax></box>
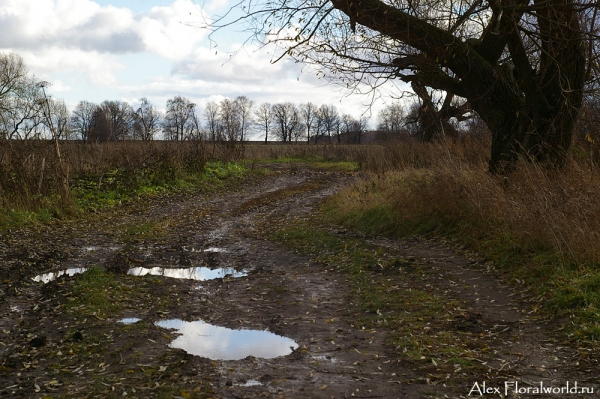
<box><xmin>0</xmin><ymin>140</ymin><xmax>209</xmax><ymax>212</ymax></box>
<box><xmin>335</xmin><ymin>137</ymin><xmax>600</xmax><ymax>261</ymax></box>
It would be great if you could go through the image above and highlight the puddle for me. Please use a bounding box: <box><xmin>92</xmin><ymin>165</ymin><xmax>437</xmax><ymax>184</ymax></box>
<box><xmin>240</xmin><ymin>379</ymin><xmax>262</xmax><ymax>387</ymax></box>
<box><xmin>84</xmin><ymin>246</ymin><xmax>120</xmax><ymax>252</ymax></box>
<box><xmin>119</xmin><ymin>318</ymin><xmax>141</xmax><ymax>325</ymax></box>
<box><xmin>312</xmin><ymin>355</ymin><xmax>338</xmax><ymax>363</ymax></box>
<box><xmin>127</xmin><ymin>266</ymin><xmax>246</xmax><ymax>281</ymax></box>
<box><xmin>204</xmin><ymin>247</ymin><xmax>227</xmax><ymax>253</ymax></box>
<box><xmin>32</xmin><ymin>268</ymin><xmax>88</xmax><ymax>284</ymax></box>
<box><xmin>155</xmin><ymin>319</ymin><xmax>298</xmax><ymax>360</ymax></box>
<box><xmin>182</xmin><ymin>246</ymin><xmax>227</xmax><ymax>253</ymax></box>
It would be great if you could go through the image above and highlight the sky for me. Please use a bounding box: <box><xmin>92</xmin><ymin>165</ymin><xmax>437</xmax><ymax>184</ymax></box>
<box><xmin>0</xmin><ymin>0</ymin><xmax>396</xmax><ymax>136</ymax></box>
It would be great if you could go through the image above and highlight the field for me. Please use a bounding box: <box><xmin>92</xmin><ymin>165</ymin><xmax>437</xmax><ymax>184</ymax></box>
<box><xmin>0</xmin><ymin>138</ymin><xmax>599</xmax><ymax>398</ymax></box>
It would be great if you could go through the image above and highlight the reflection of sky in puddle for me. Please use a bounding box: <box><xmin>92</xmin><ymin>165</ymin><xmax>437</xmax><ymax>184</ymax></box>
<box><xmin>84</xmin><ymin>246</ymin><xmax>120</xmax><ymax>252</ymax></box>
<box><xmin>32</xmin><ymin>268</ymin><xmax>88</xmax><ymax>283</ymax></box>
<box><xmin>127</xmin><ymin>267</ymin><xmax>246</xmax><ymax>281</ymax></box>
<box><xmin>312</xmin><ymin>355</ymin><xmax>338</xmax><ymax>363</ymax></box>
<box><xmin>240</xmin><ymin>379</ymin><xmax>262</xmax><ymax>387</ymax></box>
<box><xmin>204</xmin><ymin>247</ymin><xmax>227</xmax><ymax>253</ymax></box>
<box><xmin>182</xmin><ymin>246</ymin><xmax>228</xmax><ymax>253</ymax></box>
<box><xmin>119</xmin><ymin>318</ymin><xmax>141</xmax><ymax>325</ymax></box>
<box><xmin>155</xmin><ymin>319</ymin><xmax>298</xmax><ymax>360</ymax></box>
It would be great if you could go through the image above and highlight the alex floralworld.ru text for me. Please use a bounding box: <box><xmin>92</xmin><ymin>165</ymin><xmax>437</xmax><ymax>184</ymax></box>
<box><xmin>468</xmin><ymin>381</ymin><xmax>594</xmax><ymax>396</ymax></box>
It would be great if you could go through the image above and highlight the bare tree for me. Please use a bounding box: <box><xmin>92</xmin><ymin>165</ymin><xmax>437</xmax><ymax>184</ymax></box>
<box><xmin>377</xmin><ymin>102</ymin><xmax>404</xmax><ymax>135</ymax></box>
<box><xmin>300</xmin><ymin>102</ymin><xmax>319</xmax><ymax>143</ymax></box>
<box><xmin>0</xmin><ymin>53</ymin><xmax>28</xmax><ymax>103</ymax></box>
<box><xmin>234</xmin><ymin>96</ymin><xmax>254</xmax><ymax>142</ymax></box>
<box><xmin>71</xmin><ymin>101</ymin><xmax>97</xmax><ymax>141</ymax></box>
<box><xmin>164</xmin><ymin>96</ymin><xmax>196</xmax><ymax>141</ymax></box>
<box><xmin>272</xmin><ymin>102</ymin><xmax>301</xmax><ymax>142</ymax></box>
<box><xmin>204</xmin><ymin>100</ymin><xmax>221</xmax><ymax>142</ymax></box>
<box><xmin>133</xmin><ymin>98</ymin><xmax>162</xmax><ymax>140</ymax></box>
<box><xmin>353</xmin><ymin>116</ymin><xmax>369</xmax><ymax>144</ymax></box>
<box><xmin>187</xmin><ymin>109</ymin><xmax>203</xmax><ymax>141</ymax></box>
<box><xmin>341</xmin><ymin>114</ymin><xmax>355</xmax><ymax>142</ymax></box>
<box><xmin>100</xmin><ymin>100</ymin><xmax>134</xmax><ymax>141</ymax></box>
<box><xmin>317</xmin><ymin>104</ymin><xmax>339</xmax><ymax>143</ymax></box>
<box><xmin>213</xmin><ymin>0</ymin><xmax>599</xmax><ymax>172</ymax></box>
<box><xmin>255</xmin><ymin>102</ymin><xmax>272</xmax><ymax>144</ymax></box>
<box><xmin>46</xmin><ymin>98</ymin><xmax>71</xmax><ymax>140</ymax></box>
<box><xmin>89</xmin><ymin>106</ymin><xmax>110</xmax><ymax>143</ymax></box>
<box><xmin>0</xmin><ymin>54</ymin><xmax>45</xmax><ymax>140</ymax></box>
<box><xmin>219</xmin><ymin>98</ymin><xmax>241</xmax><ymax>142</ymax></box>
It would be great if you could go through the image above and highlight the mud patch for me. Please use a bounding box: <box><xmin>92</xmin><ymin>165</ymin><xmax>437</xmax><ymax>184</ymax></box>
<box><xmin>155</xmin><ymin>319</ymin><xmax>298</xmax><ymax>360</ymax></box>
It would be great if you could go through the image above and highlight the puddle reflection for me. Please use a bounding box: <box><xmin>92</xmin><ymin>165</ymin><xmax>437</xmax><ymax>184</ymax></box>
<box><xmin>32</xmin><ymin>268</ymin><xmax>88</xmax><ymax>283</ymax></box>
<box><xmin>155</xmin><ymin>319</ymin><xmax>298</xmax><ymax>360</ymax></box>
<box><xmin>128</xmin><ymin>266</ymin><xmax>246</xmax><ymax>281</ymax></box>
<box><xmin>240</xmin><ymin>379</ymin><xmax>262</xmax><ymax>387</ymax></box>
<box><xmin>182</xmin><ymin>246</ymin><xmax>228</xmax><ymax>253</ymax></box>
<box><xmin>204</xmin><ymin>247</ymin><xmax>227</xmax><ymax>253</ymax></box>
<box><xmin>312</xmin><ymin>355</ymin><xmax>338</xmax><ymax>363</ymax></box>
<box><xmin>119</xmin><ymin>318</ymin><xmax>141</xmax><ymax>325</ymax></box>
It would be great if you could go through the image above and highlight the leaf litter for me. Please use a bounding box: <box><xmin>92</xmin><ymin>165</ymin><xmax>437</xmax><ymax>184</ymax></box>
<box><xmin>0</xmin><ymin>164</ymin><xmax>597</xmax><ymax>398</ymax></box>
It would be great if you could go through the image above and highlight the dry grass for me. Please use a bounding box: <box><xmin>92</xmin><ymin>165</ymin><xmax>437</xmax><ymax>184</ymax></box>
<box><xmin>331</xmin><ymin>138</ymin><xmax>600</xmax><ymax>263</ymax></box>
<box><xmin>326</xmin><ymin>137</ymin><xmax>600</xmax><ymax>340</ymax></box>
<box><xmin>0</xmin><ymin>140</ymin><xmax>211</xmax><ymax>211</ymax></box>
<box><xmin>242</xmin><ymin>142</ymin><xmax>373</xmax><ymax>163</ymax></box>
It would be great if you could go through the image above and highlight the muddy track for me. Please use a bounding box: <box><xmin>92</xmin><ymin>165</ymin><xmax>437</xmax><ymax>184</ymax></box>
<box><xmin>0</xmin><ymin>164</ymin><xmax>597</xmax><ymax>398</ymax></box>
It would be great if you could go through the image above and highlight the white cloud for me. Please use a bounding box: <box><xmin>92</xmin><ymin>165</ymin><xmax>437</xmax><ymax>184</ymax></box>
<box><xmin>0</xmin><ymin>0</ymin><xmax>207</xmax><ymax>56</ymax></box>
<box><xmin>172</xmin><ymin>44</ymin><xmax>312</xmax><ymax>86</ymax></box>
<box><xmin>0</xmin><ymin>0</ymin><xmax>209</xmax><ymax>85</ymax></box>
<box><xmin>16</xmin><ymin>47</ymin><xmax>124</xmax><ymax>86</ymax></box>
<box><xmin>48</xmin><ymin>80</ymin><xmax>72</xmax><ymax>93</ymax></box>
<box><xmin>0</xmin><ymin>0</ymin><xmax>389</xmax><ymax>122</ymax></box>
<box><xmin>139</xmin><ymin>0</ymin><xmax>209</xmax><ymax>59</ymax></box>
<box><xmin>119</xmin><ymin>59</ymin><xmax>379</xmax><ymax>123</ymax></box>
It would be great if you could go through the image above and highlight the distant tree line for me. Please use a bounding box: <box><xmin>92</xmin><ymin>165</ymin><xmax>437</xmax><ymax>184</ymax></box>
<box><xmin>3</xmin><ymin>50</ymin><xmax>574</xmax><ymax>145</ymax></box>
<box><xmin>0</xmin><ymin>52</ymin><xmax>376</xmax><ymax>144</ymax></box>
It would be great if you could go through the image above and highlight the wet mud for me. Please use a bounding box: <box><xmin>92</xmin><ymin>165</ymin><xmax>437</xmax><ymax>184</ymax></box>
<box><xmin>0</xmin><ymin>164</ymin><xmax>597</xmax><ymax>398</ymax></box>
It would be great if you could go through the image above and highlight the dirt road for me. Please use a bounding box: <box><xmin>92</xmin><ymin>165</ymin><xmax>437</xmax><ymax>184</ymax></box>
<box><xmin>0</xmin><ymin>164</ymin><xmax>597</xmax><ymax>398</ymax></box>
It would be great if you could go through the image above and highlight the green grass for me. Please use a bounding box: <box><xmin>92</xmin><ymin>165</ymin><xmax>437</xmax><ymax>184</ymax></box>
<box><xmin>252</xmin><ymin>155</ymin><xmax>360</xmax><ymax>172</ymax></box>
<box><xmin>0</xmin><ymin>161</ymin><xmax>250</xmax><ymax>231</ymax></box>
<box><xmin>66</xmin><ymin>266</ymin><xmax>129</xmax><ymax>317</ymax></box>
<box><xmin>121</xmin><ymin>220</ymin><xmax>168</xmax><ymax>243</ymax></box>
<box><xmin>72</xmin><ymin>161</ymin><xmax>250</xmax><ymax>213</ymax></box>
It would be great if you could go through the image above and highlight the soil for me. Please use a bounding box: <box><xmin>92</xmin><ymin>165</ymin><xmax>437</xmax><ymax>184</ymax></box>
<box><xmin>0</xmin><ymin>164</ymin><xmax>598</xmax><ymax>398</ymax></box>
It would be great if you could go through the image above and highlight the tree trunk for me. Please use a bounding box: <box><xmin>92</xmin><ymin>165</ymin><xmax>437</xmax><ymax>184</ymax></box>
<box><xmin>485</xmin><ymin>0</ymin><xmax>585</xmax><ymax>173</ymax></box>
<box><xmin>331</xmin><ymin>0</ymin><xmax>586</xmax><ymax>173</ymax></box>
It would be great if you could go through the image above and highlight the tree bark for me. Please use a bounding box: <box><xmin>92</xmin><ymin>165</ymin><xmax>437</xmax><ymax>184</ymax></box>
<box><xmin>330</xmin><ymin>0</ymin><xmax>586</xmax><ymax>173</ymax></box>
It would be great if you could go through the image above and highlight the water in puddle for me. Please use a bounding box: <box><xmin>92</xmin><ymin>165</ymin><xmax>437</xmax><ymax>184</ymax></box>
<box><xmin>119</xmin><ymin>318</ymin><xmax>141</xmax><ymax>325</ymax></box>
<box><xmin>33</xmin><ymin>268</ymin><xmax>88</xmax><ymax>283</ymax></box>
<box><xmin>204</xmin><ymin>247</ymin><xmax>227</xmax><ymax>253</ymax></box>
<box><xmin>240</xmin><ymin>379</ymin><xmax>262</xmax><ymax>387</ymax></box>
<box><xmin>155</xmin><ymin>319</ymin><xmax>298</xmax><ymax>360</ymax></box>
<box><xmin>312</xmin><ymin>355</ymin><xmax>338</xmax><ymax>363</ymax></box>
<box><xmin>128</xmin><ymin>266</ymin><xmax>246</xmax><ymax>281</ymax></box>
<box><xmin>182</xmin><ymin>246</ymin><xmax>227</xmax><ymax>253</ymax></box>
